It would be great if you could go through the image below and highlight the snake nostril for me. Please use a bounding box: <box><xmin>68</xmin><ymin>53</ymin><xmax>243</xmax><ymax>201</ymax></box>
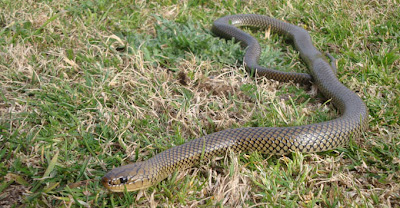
<box><xmin>101</xmin><ymin>176</ymin><xmax>110</xmax><ymax>186</ymax></box>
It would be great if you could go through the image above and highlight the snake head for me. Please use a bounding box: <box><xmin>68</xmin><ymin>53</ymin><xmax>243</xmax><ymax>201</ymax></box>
<box><xmin>102</xmin><ymin>161</ymin><xmax>155</xmax><ymax>192</ymax></box>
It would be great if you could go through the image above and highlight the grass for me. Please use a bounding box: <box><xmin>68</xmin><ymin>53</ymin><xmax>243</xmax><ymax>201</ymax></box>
<box><xmin>0</xmin><ymin>0</ymin><xmax>399</xmax><ymax>207</ymax></box>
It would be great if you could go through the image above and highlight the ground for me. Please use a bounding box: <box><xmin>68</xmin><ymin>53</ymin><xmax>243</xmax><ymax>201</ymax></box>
<box><xmin>0</xmin><ymin>0</ymin><xmax>399</xmax><ymax>207</ymax></box>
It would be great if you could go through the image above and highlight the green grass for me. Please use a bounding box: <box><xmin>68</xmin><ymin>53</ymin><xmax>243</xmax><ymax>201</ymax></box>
<box><xmin>1</xmin><ymin>0</ymin><xmax>399</xmax><ymax>207</ymax></box>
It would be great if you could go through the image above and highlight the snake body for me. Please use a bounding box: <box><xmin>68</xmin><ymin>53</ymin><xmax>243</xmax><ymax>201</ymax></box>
<box><xmin>102</xmin><ymin>14</ymin><xmax>368</xmax><ymax>192</ymax></box>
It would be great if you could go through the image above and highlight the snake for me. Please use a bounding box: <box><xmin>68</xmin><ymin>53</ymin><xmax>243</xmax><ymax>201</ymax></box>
<box><xmin>101</xmin><ymin>14</ymin><xmax>368</xmax><ymax>192</ymax></box>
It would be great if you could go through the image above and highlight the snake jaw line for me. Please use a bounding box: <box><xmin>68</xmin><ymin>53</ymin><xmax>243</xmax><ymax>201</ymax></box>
<box><xmin>102</xmin><ymin>175</ymin><xmax>145</xmax><ymax>192</ymax></box>
<box><xmin>102</xmin><ymin>176</ymin><xmax>129</xmax><ymax>187</ymax></box>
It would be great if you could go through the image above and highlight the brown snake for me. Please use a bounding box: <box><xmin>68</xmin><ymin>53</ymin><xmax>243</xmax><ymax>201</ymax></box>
<box><xmin>102</xmin><ymin>14</ymin><xmax>368</xmax><ymax>192</ymax></box>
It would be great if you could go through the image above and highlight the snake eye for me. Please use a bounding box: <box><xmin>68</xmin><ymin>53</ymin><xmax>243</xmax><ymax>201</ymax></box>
<box><xmin>119</xmin><ymin>177</ymin><xmax>128</xmax><ymax>184</ymax></box>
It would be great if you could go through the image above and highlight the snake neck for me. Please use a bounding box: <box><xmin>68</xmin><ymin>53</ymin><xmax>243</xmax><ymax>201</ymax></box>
<box><xmin>149</xmin><ymin>129</ymin><xmax>238</xmax><ymax>179</ymax></box>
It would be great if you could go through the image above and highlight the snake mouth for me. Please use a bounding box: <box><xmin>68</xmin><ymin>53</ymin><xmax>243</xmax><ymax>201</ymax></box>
<box><xmin>102</xmin><ymin>175</ymin><xmax>132</xmax><ymax>191</ymax></box>
<box><xmin>101</xmin><ymin>175</ymin><xmax>152</xmax><ymax>192</ymax></box>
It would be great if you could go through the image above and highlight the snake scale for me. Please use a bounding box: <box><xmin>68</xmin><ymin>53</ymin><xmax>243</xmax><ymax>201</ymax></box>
<box><xmin>102</xmin><ymin>14</ymin><xmax>368</xmax><ymax>192</ymax></box>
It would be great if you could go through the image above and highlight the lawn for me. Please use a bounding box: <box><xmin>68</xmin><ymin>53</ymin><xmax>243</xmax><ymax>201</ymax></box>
<box><xmin>0</xmin><ymin>0</ymin><xmax>399</xmax><ymax>207</ymax></box>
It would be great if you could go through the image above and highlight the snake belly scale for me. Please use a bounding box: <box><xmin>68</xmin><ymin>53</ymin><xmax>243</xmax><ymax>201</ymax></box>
<box><xmin>102</xmin><ymin>14</ymin><xmax>368</xmax><ymax>192</ymax></box>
